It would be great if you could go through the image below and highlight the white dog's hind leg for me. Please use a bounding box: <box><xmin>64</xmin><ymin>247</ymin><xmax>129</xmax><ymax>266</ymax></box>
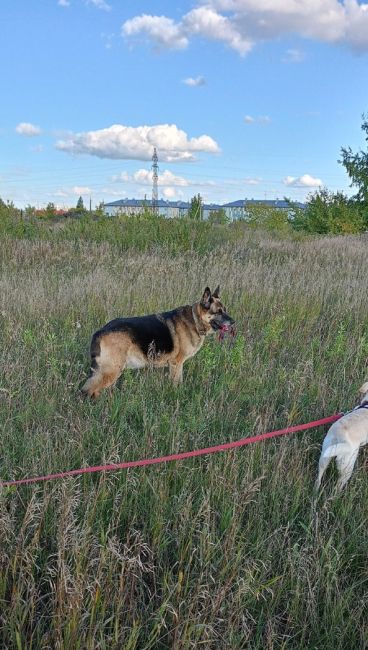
<box><xmin>315</xmin><ymin>442</ymin><xmax>351</xmax><ymax>490</ymax></box>
<box><xmin>336</xmin><ymin>448</ymin><xmax>359</xmax><ymax>490</ymax></box>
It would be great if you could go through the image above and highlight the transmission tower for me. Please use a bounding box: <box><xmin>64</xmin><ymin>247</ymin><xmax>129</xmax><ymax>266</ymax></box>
<box><xmin>151</xmin><ymin>147</ymin><xmax>159</xmax><ymax>215</ymax></box>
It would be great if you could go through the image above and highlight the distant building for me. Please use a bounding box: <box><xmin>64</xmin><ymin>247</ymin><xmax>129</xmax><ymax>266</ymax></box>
<box><xmin>104</xmin><ymin>198</ymin><xmax>223</xmax><ymax>219</ymax></box>
<box><xmin>222</xmin><ymin>199</ymin><xmax>305</xmax><ymax>221</ymax></box>
<box><xmin>104</xmin><ymin>198</ymin><xmax>187</xmax><ymax>218</ymax></box>
<box><xmin>103</xmin><ymin>198</ymin><xmax>305</xmax><ymax>221</ymax></box>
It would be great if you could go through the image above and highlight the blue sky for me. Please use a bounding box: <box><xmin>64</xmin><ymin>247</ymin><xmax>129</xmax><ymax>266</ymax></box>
<box><xmin>1</xmin><ymin>0</ymin><xmax>368</xmax><ymax>208</ymax></box>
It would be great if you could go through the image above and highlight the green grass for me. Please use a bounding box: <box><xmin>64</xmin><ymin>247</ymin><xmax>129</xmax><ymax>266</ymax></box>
<box><xmin>0</xmin><ymin>226</ymin><xmax>367</xmax><ymax>649</ymax></box>
<box><xmin>0</xmin><ymin>210</ymin><xmax>249</xmax><ymax>255</ymax></box>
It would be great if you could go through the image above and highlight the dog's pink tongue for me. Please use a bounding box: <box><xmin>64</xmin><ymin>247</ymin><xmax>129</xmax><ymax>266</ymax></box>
<box><xmin>217</xmin><ymin>324</ymin><xmax>236</xmax><ymax>342</ymax></box>
<box><xmin>218</xmin><ymin>324</ymin><xmax>231</xmax><ymax>342</ymax></box>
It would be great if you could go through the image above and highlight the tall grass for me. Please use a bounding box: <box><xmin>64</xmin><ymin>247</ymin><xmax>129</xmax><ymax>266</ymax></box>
<box><xmin>0</xmin><ymin>227</ymin><xmax>367</xmax><ymax>648</ymax></box>
<box><xmin>0</xmin><ymin>210</ymin><xmax>249</xmax><ymax>255</ymax></box>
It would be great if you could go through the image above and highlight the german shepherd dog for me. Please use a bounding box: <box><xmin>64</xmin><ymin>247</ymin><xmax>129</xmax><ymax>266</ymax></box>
<box><xmin>82</xmin><ymin>286</ymin><xmax>235</xmax><ymax>399</ymax></box>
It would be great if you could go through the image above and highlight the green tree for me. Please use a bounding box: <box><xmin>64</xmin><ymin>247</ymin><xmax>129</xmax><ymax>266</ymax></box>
<box><xmin>45</xmin><ymin>202</ymin><xmax>57</xmax><ymax>218</ymax></box>
<box><xmin>188</xmin><ymin>194</ymin><xmax>203</xmax><ymax>220</ymax></box>
<box><xmin>300</xmin><ymin>188</ymin><xmax>364</xmax><ymax>234</ymax></box>
<box><xmin>208</xmin><ymin>208</ymin><xmax>229</xmax><ymax>224</ymax></box>
<box><xmin>340</xmin><ymin>114</ymin><xmax>368</xmax><ymax>204</ymax></box>
<box><xmin>24</xmin><ymin>204</ymin><xmax>36</xmax><ymax>218</ymax></box>
<box><xmin>94</xmin><ymin>201</ymin><xmax>105</xmax><ymax>217</ymax></box>
<box><xmin>0</xmin><ymin>199</ymin><xmax>20</xmax><ymax>223</ymax></box>
<box><xmin>246</xmin><ymin>202</ymin><xmax>290</xmax><ymax>232</ymax></box>
<box><xmin>76</xmin><ymin>196</ymin><xmax>85</xmax><ymax>213</ymax></box>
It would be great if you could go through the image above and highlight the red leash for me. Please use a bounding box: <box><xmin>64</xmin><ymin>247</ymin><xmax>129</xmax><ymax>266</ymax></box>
<box><xmin>0</xmin><ymin>413</ymin><xmax>343</xmax><ymax>488</ymax></box>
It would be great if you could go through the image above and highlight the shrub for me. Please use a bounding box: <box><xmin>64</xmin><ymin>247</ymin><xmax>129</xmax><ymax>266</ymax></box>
<box><xmin>297</xmin><ymin>188</ymin><xmax>364</xmax><ymax>234</ymax></box>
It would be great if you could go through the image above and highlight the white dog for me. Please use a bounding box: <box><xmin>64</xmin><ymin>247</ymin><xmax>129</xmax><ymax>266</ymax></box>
<box><xmin>316</xmin><ymin>381</ymin><xmax>368</xmax><ymax>490</ymax></box>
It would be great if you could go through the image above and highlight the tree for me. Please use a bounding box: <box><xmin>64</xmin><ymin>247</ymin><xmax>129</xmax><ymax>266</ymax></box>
<box><xmin>188</xmin><ymin>193</ymin><xmax>203</xmax><ymax>220</ymax></box>
<box><xmin>340</xmin><ymin>114</ymin><xmax>368</xmax><ymax>204</ymax></box>
<box><xmin>208</xmin><ymin>208</ymin><xmax>229</xmax><ymax>224</ymax></box>
<box><xmin>76</xmin><ymin>196</ymin><xmax>85</xmax><ymax>213</ymax></box>
<box><xmin>246</xmin><ymin>202</ymin><xmax>290</xmax><ymax>232</ymax></box>
<box><xmin>45</xmin><ymin>202</ymin><xmax>57</xmax><ymax>218</ymax></box>
<box><xmin>24</xmin><ymin>204</ymin><xmax>36</xmax><ymax>218</ymax></box>
<box><xmin>298</xmin><ymin>188</ymin><xmax>364</xmax><ymax>234</ymax></box>
<box><xmin>94</xmin><ymin>201</ymin><xmax>105</xmax><ymax>217</ymax></box>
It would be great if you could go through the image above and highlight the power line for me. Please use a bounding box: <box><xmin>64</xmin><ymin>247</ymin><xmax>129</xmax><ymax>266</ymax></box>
<box><xmin>0</xmin><ymin>165</ymin><xmax>348</xmax><ymax>185</ymax></box>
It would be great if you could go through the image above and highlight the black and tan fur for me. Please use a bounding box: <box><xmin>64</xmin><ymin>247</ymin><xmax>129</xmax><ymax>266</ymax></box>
<box><xmin>82</xmin><ymin>286</ymin><xmax>234</xmax><ymax>398</ymax></box>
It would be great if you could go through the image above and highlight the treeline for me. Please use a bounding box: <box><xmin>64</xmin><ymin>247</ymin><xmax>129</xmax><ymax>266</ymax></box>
<box><xmin>243</xmin><ymin>188</ymin><xmax>367</xmax><ymax>234</ymax></box>
<box><xmin>1</xmin><ymin>188</ymin><xmax>367</xmax><ymax>239</ymax></box>
<box><xmin>16</xmin><ymin>195</ymin><xmax>105</xmax><ymax>220</ymax></box>
<box><xmin>1</xmin><ymin>115</ymin><xmax>367</xmax><ymax>237</ymax></box>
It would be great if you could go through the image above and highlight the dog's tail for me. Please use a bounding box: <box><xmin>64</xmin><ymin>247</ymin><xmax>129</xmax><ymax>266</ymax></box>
<box><xmin>90</xmin><ymin>333</ymin><xmax>101</xmax><ymax>373</ymax></box>
<box><xmin>81</xmin><ymin>334</ymin><xmax>101</xmax><ymax>397</ymax></box>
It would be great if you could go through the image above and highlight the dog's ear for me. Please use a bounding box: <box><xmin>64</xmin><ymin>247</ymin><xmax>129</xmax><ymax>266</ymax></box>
<box><xmin>201</xmin><ymin>286</ymin><xmax>212</xmax><ymax>308</ymax></box>
<box><xmin>212</xmin><ymin>285</ymin><xmax>220</xmax><ymax>298</ymax></box>
<box><xmin>359</xmin><ymin>381</ymin><xmax>368</xmax><ymax>395</ymax></box>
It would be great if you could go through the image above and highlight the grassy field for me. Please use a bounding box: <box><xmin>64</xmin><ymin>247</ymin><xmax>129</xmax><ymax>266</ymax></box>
<box><xmin>0</xmin><ymin>222</ymin><xmax>367</xmax><ymax>649</ymax></box>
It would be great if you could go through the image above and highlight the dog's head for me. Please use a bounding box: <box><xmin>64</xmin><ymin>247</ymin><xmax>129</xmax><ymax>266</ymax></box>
<box><xmin>198</xmin><ymin>286</ymin><xmax>235</xmax><ymax>335</ymax></box>
<box><xmin>358</xmin><ymin>381</ymin><xmax>368</xmax><ymax>404</ymax></box>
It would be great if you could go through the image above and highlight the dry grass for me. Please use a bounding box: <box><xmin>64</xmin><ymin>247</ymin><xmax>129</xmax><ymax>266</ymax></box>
<box><xmin>0</xmin><ymin>228</ymin><xmax>367</xmax><ymax>649</ymax></box>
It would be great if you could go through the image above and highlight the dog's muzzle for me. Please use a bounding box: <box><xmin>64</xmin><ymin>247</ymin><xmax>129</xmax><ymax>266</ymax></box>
<box><xmin>211</xmin><ymin>315</ymin><xmax>235</xmax><ymax>331</ymax></box>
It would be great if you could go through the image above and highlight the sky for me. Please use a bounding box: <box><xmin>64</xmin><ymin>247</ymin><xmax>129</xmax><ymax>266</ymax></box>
<box><xmin>1</xmin><ymin>0</ymin><xmax>368</xmax><ymax>209</ymax></box>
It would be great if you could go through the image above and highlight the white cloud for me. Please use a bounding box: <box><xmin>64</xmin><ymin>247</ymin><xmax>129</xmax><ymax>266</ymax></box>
<box><xmin>86</xmin><ymin>0</ymin><xmax>111</xmax><ymax>11</ymax></box>
<box><xmin>183</xmin><ymin>75</ymin><xmax>206</xmax><ymax>87</ymax></box>
<box><xmin>122</xmin><ymin>15</ymin><xmax>189</xmax><ymax>50</ymax></box>
<box><xmin>58</xmin><ymin>0</ymin><xmax>70</xmax><ymax>7</ymax></box>
<box><xmin>112</xmin><ymin>171</ymin><xmax>130</xmax><ymax>182</ymax></box>
<box><xmin>16</xmin><ymin>122</ymin><xmax>42</xmax><ymax>137</ymax></box>
<box><xmin>244</xmin><ymin>114</ymin><xmax>271</xmax><ymax>124</ymax></box>
<box><xmin>136</xmin><ymin>169</ymin><xmax>189</xmax><ymax>186</ymax></box>
<box><xmin>283</xmin><ymin>174</ymin><xmax>323</xmax><ymax>188</ymax></box>
<box><xmin>182</xmin><ymin>6</ymin><xmax>252</xmax><ymax>55</ymax></box>
<box><xmin>282</xmin><ymin>48</ymin><xmax>305</xmax><ymax>63</ymax></box>
<box><xmin>56</xmin><ymin>123</ymin><xmax>220</xmax><ymax>162</ymax></box>
<box><xmin>55</xmin><ymin>186</ymin><xmax>129</xmax><ymax>200</ymax></box>
<box><xmin>163</xmin><ymin>187</ymin><xmax>184</xmax><ymax>199</ymax></box>
<box><xmin>122</xmin><ymin>6</ymin><xmax>252</xmax><ymax>55</ymax></box>
<box><xmin>112</xmin><ymin>168</ymin><xmax>215</xmax><ymax>189</ymax></box>
<box><xmin>122</xmin><ymin>1</ymin><xmax>368</xmax><ymax>55</ymax></box>
<box><xmin>72</xmin><ymin>186</ymin><xmax>93</xmax><ymax>194</ymax></box>
<box><xmin>244</xmin><ymin>177</ymin><xmax>262</xmax><ymax>185</ymax></box>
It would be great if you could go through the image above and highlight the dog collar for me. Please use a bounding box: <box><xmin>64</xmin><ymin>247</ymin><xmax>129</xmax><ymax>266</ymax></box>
<box><xmin>355</xmin><ymin>402</ymin><xmax>368</xmax><ymax>410</ymax></box>
<box><xmin>192</xmin><ymin>305</ymin><xmax>207</xmax><ymax>336</ymax></box>
<box><xmin>343</xmin><ymin>402</ymin><xmax>368</xmax><ymax>415</ymax></box>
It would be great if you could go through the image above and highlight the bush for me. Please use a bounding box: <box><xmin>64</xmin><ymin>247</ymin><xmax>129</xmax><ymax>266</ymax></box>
<box><xmin>296</xmin><ymin>189</ymin><xmax>365</xmax><ymax>234</ymax></box>
<box><xmin>208</xmin><ymin>208</ymin><xmax>230</xmax><ymax>224</ymax></box>
<box><xmin>246</xmin><ymin>203</ymin><xmax>291</xmax><ymax>232</ymax></box>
